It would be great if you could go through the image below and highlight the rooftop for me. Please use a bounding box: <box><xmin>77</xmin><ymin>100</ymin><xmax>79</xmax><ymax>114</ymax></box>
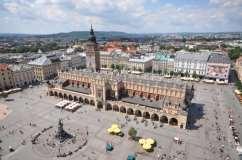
<box><xmin>208</xmin><ymin>53</ymin><xmax>231</xmax><ymax>64</ymax></box>
<box><xmin>154</xmin><ymin>52</ymin><xmax>174</xmax><ymax>61</ymax></box>
<box><xmin>28</xmin><ymin>56</ymin><xmax>52</xmax><ymax>66</ymax></box>
<box><xmin>175</xmin><ymin>51</ymin><xmax>210</xmax><ymax>62</ymax></box>
<box><xmin>121</xmin><ymin>96</ymin><xmax>185</xmax><ymax>110</ymax></box>
<box><xmin>63</xmin><ymin>84</ymin><xmax>91</xmax><ymax>94</ymax></box>
<box><xmin>129</xmin><ymin>55</ymin><xmax>154</xmax><ymax>63</ymax></box>
<box><xmin>61</xmin><ymin>70</ymin><xmax>187</xmax><ymax>90</ymax></box>
<box><xmin>100</xmin><ymin>50</ymin><xmax>130</xmax><ymax>58</ymax></box>
<box><xmin>9</xmin><ymin>64</ymin><xmax>32</xmax><ymax>72</ymax></box>
<box><xmin>0</xmin><ymin>64</ymin><xmax>9</xmax><ymax>71</ymax></box>
<box><xmin>28</xmin><ymin>55</ymin><xmax>60</xmax><ymax>66</ymax></box>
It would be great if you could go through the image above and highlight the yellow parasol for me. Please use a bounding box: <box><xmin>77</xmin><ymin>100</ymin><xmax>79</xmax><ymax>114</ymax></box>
<box><xmin>111</xmin><ymin>124</ymin><xmax>119</xmax><ymax>128</ymax></box>
<box><xmin>113</xmin><ymin>127</ymin><xmax>121</xmax><ymax>134</ymax></box>
<box><xmin>146</xmin><ymin>138</ymin><xmax>155</xmax><ymax>144</ymax></box>
<box><xmin>107</xmin><ymin>128</ymin><xmax>114</xmax><ymax>133</ymax></box>
<box><xmin>139</xmin><ymin>138</ymin><xmax>156</xmax><ymax>151</ymax></box>
<box><xmin>107</xmin><ymin>123</ymin><xmax>121</xmax><ymax>134</ymax></box>
<box><xmin>138</xmin><ymin>138</ymin><xmax>146</xmax><ymax>145</ymax></box>
<box><xmin>142</xmin><ymin>143</ymin><xmax>152</xmax><ymax>150</ymax></box>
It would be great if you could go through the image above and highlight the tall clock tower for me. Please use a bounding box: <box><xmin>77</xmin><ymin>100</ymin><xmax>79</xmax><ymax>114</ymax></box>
<box><xmin>84</xmin><ymin>25</ymin><xmax>100</xmax><ymax>72</ymax></box>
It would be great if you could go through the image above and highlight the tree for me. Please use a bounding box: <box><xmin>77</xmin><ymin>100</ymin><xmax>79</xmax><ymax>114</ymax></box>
<box><xmin>115</xmin><ymin>64</ymin><xmax>120</xmax><ymax>71</ymax></box>
<box><xmin>236</xmin><ymin>80</ymin><xmax>242</xmax><ymax>92</ymax></box>
<box><xmin>228</xmin><ymin>47</ymin><xmax>242</xmax><ymax>60</ymax></box>
<box><xmin>185</xmin><ymin>71</ymin><xmax>189</xmax><ymax>77</ymax></box>
<box><xmin>157</xmin><ymin>70</ymin><xmax>162</xmax><ymax>75</ymax></box>
<box><xmin>164</xmin><ymin>69</ymin><xmax>168</xmax><ymax>75</ymax></box>
<box><xmin>111</xmin><ymin>64</ymin><xmax>115</xmax><ymax>70</ymax></box>
<box><xmin>192</xmin><ymin>71</ymin><xmax>197</xmax><ymax>78</ymax></box>
<box><xmin>128</xmin><ymin>127</ymin><xmax>137</xmax><ymax>140</ymax></box>
<box><xmin>160</xmin><ymin>45</ymin><xmax>166</xmax><ymax>50</ymax></box>
<box><xmin>170</xmin><ymin>71</ymin><xmax>174</xmax><ymax>76</ymax></box>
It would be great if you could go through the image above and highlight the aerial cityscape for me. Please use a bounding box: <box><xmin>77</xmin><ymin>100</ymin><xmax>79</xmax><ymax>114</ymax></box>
<box><xmin>0</xmin><ymin>0</ymin><xmax>242</xmax><ymax>160</ymax></box>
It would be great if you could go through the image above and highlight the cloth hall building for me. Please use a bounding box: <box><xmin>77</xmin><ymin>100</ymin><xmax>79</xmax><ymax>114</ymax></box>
<box><xmin>48</xmin><ymin>26</ymin><xmax>193</xmax><ymax>129</ymax></box>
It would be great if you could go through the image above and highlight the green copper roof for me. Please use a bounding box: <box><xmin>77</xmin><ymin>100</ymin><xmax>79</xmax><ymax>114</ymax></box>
<box><xmin>154</xmin><ymin>52</ymin><xmax>174</xmax><ymax>61</ymax></box>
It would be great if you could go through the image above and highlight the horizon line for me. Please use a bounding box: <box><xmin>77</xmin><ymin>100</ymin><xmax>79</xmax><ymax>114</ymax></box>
<box><xmin>1</xmin><ymin>30</ymin><xmax>242</xmax><ymax>36</ymax></box>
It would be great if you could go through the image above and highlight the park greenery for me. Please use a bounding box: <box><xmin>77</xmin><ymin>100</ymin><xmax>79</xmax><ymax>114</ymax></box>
<box><xmin>228</xmin><ymin>47</ymin><xmax>242</xmax><ymax>60</ymax></box>
<box><xmin>128</xmin><ymin>127</ymin><xmax>137</xmax><ymax>140</ymax></box>
<box><xmin>236</xmin><ymin>80</ymin><xmax>242</xmax><ymax>92</ymax></box>
<box><xmin>0</xmin><ymin>42</ymin><xmax>67</xmax><ymax>53</ymax></box>
<box><xmin>111</xmin><ymin>64</ymin><xmax>124</xmax><ymax>71</ymax></box>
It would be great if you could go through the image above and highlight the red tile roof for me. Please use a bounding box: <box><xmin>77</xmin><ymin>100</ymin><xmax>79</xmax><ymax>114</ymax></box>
<box><xmin>0</xmin><ymin>64</ymin><xmax>9</xmax><ymax>71</ymax></box>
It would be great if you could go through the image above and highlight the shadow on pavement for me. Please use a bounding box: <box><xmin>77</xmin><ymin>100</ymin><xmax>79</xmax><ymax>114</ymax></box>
<box><xmin>187</xmin><ymin>103</ymin><xmax>205</xmax><ymax>130</ymax></box>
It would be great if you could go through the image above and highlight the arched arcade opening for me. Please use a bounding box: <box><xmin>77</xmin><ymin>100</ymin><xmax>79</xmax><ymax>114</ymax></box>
<box><xmin>79</xmin><ymin>97</ymin><xmax>83</xmax><ymax>103</ymax></box>
<box><xmin>169</xmin><ymin>118</ymin><xmax>178</xmax><ymax>126</ymax></box>
<box><xmin>127</xmin><ymin>108</ymin><xmax>134</xmax><ymax>115</ymax></box>
<box><xmin>106</xmin><ymin>103</ymin><xmax>112</xmax><ymax>110</ymax></box>
<box><xmin>143</xmin><ymin>112</ymin><xmax>150</xmax><ymax>119</ymax></box>
<box><xmin>90</xmin><ymin>100</ymin><xmax>95</xmax><ymax>106</ymax></box>
<box><xmin>120</xmin><ymin>106</ymin><xmax>126</xmax><ymax>113</ymax></box>
<box><xmin>64</xmin><ymin>94</ymin><xmax>68</xmax><ymax>99</ymax></box>
<box><xmin>69</xmin><ymin>95</ymin><xmax>73</xmax><ymax>101</ymax></box>
<box><xmin>84</xmin><ymin>98</ymin><xmax>89</xmax><ymax>104</ymax></box>
<box><xmin>135</xmin><ymin>110</ymin><xmax>142</xmax><ymax>117</ymax></box>
<box><xmin>97</xmin><ymin>101</ymin><xmax>103</xmax><ymax>109</ymax></box>
<box><xmin>160</xmin><ymin>116</ymin><xmax>168</xmax><ymax>123</ymax></box>
<box><xmin>59</xmin><ymin>93</ymin><xmax>63</xmax><ymax>98</ymax></box>
<box><xmin>151</xmin><ymin>113</ymin><xmax>159</xmax><ymax>121</ymax></box>
<box><xmin>74</xmin><ymin>96</ymin><xmax>78</xmax><ymax>102</ymax></box>
<box><xmin>113</xmin><ymin>105</ymin><xmax>119</xmax><ymax>112</ymax></box>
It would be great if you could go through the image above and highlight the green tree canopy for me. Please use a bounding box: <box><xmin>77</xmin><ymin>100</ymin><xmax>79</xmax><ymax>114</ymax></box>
<box><xmin>236</xmin><ymin>80</ymin><xmax>242</xmax><ymax>92</ymax></box>
<box><xmin>228</xmin><ymin>47</ymin><xmax>242</xmax><ymax>60</ymax></box>
<box><xmin>111</xmin><ymin>64</ymin><xmax>115</xmax><ymax>70</ymax></box>
<box><xmin>128</xmin><ymin>127</ymin><xmax>137</xmax><ymax>139</ymax></box>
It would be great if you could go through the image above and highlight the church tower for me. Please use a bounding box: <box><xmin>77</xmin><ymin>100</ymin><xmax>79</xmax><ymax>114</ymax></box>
<box><xmin>84</xmin><ymin>25</ymin><xmax>100</xmax><ymax>72</ymax></box>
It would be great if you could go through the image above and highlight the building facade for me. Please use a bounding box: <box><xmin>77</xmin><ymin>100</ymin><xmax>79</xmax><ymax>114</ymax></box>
<box><xmin>205</xmin><ymin>53</ymin><xmax>231</xmax><ymax>82</ymax></box>
<box><xmin>60</xmin><ymin>53</ymin><xmax>86</xmax><ymax>70</ymax></box>
<box><xmin>48</xmin><ymin>71</ymin><xmax>192</xmax><ymax>129</ymax></box>
<box><xmin>174</xmin><ymin>51</ymin><xmax>210</xmax><ymax>76</ymax></box>
<box><xmin>152</xmin><ymin>52</ymin><xmax>174</xmax><ymax>74</ymax></box>
<box><xmin>100</xmin><ymin>50</ymin><xmax>129</xmax><ymax>69</ymax></box>
<box><xmin>9</xmin><ymin>64</ymin><xmax>36</xmax><ymax>88</ymax></box>
<box><xmin>28</xmin><ymin>55</ymin><xmax>61</xmax><ymax>81</ymax></box>
<box><xmin>128</xmin><ymin>55</ymin><xmax>154</xmax><ymax>72</ymax></box>
<box><xmin>0</xmin><ymin>64</ymin><xmax>14</xmax><ymax>91</ymax></box>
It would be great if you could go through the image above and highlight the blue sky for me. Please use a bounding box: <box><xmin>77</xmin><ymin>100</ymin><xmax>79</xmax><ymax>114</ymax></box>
<box><xmin>0</xmin><ymin>0</ymin><xmax>242</xmax><ymax>34</ymax></box>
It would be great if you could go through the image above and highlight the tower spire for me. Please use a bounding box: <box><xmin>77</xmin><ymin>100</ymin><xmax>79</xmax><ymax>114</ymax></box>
<box><xmin>90</xmin><ymin>24</ymin><xmax>94</xmax><ymax>35</ymax></box>
<box><xmin>88</xmin><ymin>24</ymin><xmax>96</xmax><ymax>43</ymax></box>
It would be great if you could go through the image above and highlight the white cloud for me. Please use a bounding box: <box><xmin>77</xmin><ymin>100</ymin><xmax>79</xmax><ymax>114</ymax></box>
<box><xmin>0</xmin><ymin>0</ymin><xmax>242</xmax><ymax>33</ymax></box>
<box><xmin>3</xmin><ymin>1</ymin><xmax>23</xmax><ymax>14</ymax></box>
<box><xmin>209</xmin><ymin>0</ymin><xmax>242</xmax><ymax>7</ymax></box>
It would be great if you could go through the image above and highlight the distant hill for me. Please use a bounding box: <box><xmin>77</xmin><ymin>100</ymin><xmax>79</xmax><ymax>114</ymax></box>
<box><xmin>36</xmin><ymin>31</ymin><xmax>149</xmax><ymax>41</ymax></box>
<box><xmin>1</xmin><ymin>31</ymin><xmax>241</xmax><ymax>41</ymax></box>
<box><xmin>0</xmin><ymin>31</ymin><xmax>149</xmax><ymax>41</ymax></box>
<box><xmin>40</xmin><ymin>31</ymin><xmax>134</xmax><ymax>40</ymax></box>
